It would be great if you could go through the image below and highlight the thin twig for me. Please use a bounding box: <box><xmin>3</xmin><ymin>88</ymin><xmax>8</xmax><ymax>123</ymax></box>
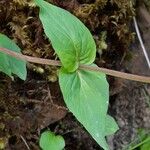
<box><xmin>133</xmin><ymin>16</ymin><xmax>150</xmax><ymax>69</ymax></box>
<box><xmin>47</xmin><ymin>86</ymin><xmax>68</xmax><ymax>110</ymax></box>
<box><xmin>79</xmin><ymin>65</ymin><xmax>150</xmax><ymax>83</ymax></box>
<box><xmin>20</xmin><ymin>135</ymin><xmax>31</xmax><ymax>150</ymax></box>
<box><xmin>0</xmin><ymin>47</ymin><xmax>61</xmax><ymax>66</ymax></box>
<box><xmin>0</xmin><ymin>47</ymin><xmax>150</xmax><ymax>83</ymax></box>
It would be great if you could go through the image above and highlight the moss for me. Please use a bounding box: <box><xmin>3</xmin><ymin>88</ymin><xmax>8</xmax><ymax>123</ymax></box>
<box><xmin>0</xmin><ymin>0</ymin><xmax>135</xmax><ymax>70</ymax></box>
<box><xmin>13</xmin><ymin>0</ymin><xmax>36</xmax><ymax>7</ymax></box>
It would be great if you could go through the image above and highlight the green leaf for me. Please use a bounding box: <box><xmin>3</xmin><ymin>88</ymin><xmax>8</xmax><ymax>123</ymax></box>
<box><xmin>59</xmin><ymin>67</ymin><xmax>115</xmax><ymax>150</ymax></box>
<box><xmin>39</xmin><ymin>131</ymin><xmax>65</xmax><ymax>150</ymax></box>
<box><xmin>141</xmin><ymin>138</ymin><xmax>150</xmax><ymax>150</ymax></box>
<box><xmin>35</xmin><ymin>0</ymin><xmax>96</xmax><ymax>72</ymax></box>
<box><xmin>0</xmin><ymin>33</ymin><xmax>27</xmax><ymax>80</ymax></box>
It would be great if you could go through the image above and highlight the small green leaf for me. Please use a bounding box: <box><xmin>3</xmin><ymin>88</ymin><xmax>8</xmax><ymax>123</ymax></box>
<box><xmin>35</xmin><ymin>0</ymin><xmax>96</xmax><ymax>72</ymax></box>
<box><xmin>0</xmin><ymin>33</ymin><xmax>27</xmax><ymax>80</ymax></box>
<box><xmin>39</xmin><ymin>131</ymin><xmax>65</xmax><ymax>150</ymax></box>
<box><xmin>59</xmin><ymin>66</ymin><xmax>113</xmax><ymax>150</ymax></box>
<box><xmin>105</xmin><ymin>115</ymin><xmax>119</xmax><ymax>136</ymax></box>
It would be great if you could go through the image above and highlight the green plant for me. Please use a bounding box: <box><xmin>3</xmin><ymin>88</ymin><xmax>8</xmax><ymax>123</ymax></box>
<box><xmin>39</xmin><ymin>131</ymin><xmax>65</xmax><ymax>150</ymax></box>
<box><xmin>0</xmin><ymin>33</ymin><xmax>27</xmax><ymax>80</ymax></box>
<box><xmin>35</xmin><ymin>0</ymin><xmax>118</xmax><ymax>150</ymax></box>
<box><xmin>125</xmin><ymin>130</ymin><xmax>150</xmax><ymax>150</ymax></box>
<box><xmin>0</xmin><ymin>0</ymin><xmax>118</xmax><ymax>149</ymax></box>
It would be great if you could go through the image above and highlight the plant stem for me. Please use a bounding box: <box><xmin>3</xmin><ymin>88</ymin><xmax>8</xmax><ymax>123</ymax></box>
<box><xmin>0</xmin><ymin>47</ymin><xmax>150</xmax><ymax>83</ymax></box>
<box><xmin>133</xmin><ymin>16</ymin><xmax>150</xmax><ymax>69</ymax></box>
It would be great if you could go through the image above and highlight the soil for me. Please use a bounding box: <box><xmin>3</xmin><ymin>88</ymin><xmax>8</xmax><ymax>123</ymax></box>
<box><xmin>0</xmin><ymin>0</ymin><xmax>150</xmax><ymax>150</ymax></box>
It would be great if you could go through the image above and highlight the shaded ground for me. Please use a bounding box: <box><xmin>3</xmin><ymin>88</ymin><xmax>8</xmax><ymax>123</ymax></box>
<box><xmin>0</xmin><ymin>0</ymin><xmax>150</xmax><ymax>150</ymax></box>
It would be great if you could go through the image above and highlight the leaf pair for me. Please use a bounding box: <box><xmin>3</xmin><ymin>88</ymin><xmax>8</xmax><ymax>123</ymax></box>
<box><xmin>35</xmin><ymin>0</ymin><xmax>118</xmax><ymax>150</ymax></box>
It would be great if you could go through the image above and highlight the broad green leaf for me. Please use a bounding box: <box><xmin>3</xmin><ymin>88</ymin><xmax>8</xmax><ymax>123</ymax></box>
<box><xmin>35</xmin><ymin>0</ymin><xmax>96</xmax><ymax>72</ymax></box>
<box><xmin>59</xmin><ymin>67</ymin><xmax>110</xmax><ymax>150</ymax></box>
<box><xmin>105</xmin><ymin>115</ymin><xmax>119</xmax><ymax>136</ymax></box>
<box><xmin>39</xmin><ymin>131</ymin><xmax>65</xmax><ymax>150</ymax></box>
<box><xmin>0</xmin><ymin>33</ymin><xmax>27</xmax><ymax>80</ymax></box>
<box><xmin>141</xmin><ymin>138</ymin><xmax>150</xmax><ymax>150</ymax></box>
